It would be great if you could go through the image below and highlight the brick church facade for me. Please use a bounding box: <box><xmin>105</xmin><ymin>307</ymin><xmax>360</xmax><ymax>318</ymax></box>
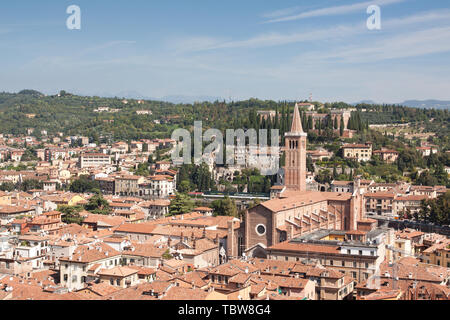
<box><xmin>242</xmin><ymin>105</ymin><xmax>367</xmax><ymax>259</ymax></box>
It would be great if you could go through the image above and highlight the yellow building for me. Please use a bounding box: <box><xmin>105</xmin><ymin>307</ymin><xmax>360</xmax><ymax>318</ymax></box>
<box><xmin>342</xmin><ymin>144</ymin><xmax>373</xmax><ymax>162</ymax></box>
<box><xmin>422</xmin><ymin>239</ymin><xmax>450</xmax><ymax>268</ymax></box>
<box><xmin>0</xmin><ymin>191</ymin><xmax>12</xmax><ymax>205</ymax></box>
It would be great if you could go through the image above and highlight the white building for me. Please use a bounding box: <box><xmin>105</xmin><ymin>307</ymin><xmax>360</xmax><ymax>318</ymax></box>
<box><xmin>79</xmin><ymin>153</ymin><xmax>112</xmax><ymax>168</ymax></box>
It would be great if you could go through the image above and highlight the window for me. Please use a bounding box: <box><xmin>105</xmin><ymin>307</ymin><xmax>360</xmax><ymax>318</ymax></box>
<box><xmin>64</xmin><ymin>274</ymin><xmax>68</xmax><ymax>281</ymax></box>
<box><xmin>353</xmin><ymin>262</ymin><xmax>357</xmax><ymax>268</ymax></box>
<box><xmin>256</xmin><ymin>224</ymin><xmax>267</xmax><ymax>236</ymax></box>
<box><xmin>330</xmin><ymin>260</ymin><xmax>334</xmax><ymax>266</ymax></box>
<box><xmin>72</xmin><ymin>275</ymin><xmax>77</xmax><ymax>283</ymax></box>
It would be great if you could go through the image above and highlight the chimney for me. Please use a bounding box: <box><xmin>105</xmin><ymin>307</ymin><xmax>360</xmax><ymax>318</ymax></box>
<box><xmin>214</xmin><ymin>233</ymin><xmax>219</xmax><ymax>245</ymax></box>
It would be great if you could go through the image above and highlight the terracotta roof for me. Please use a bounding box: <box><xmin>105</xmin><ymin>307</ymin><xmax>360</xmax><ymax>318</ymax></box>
<box><xmin>139</xmin><ymin>200</ymin><xmax>171</xmax><ymax>207</ymax></box>
<box><xmin>60</xmin><ymin>242</ymin><xmax>120</xmax><ymax>263</ymax></box>
<box><xmin>161</xmin><ymin>286</ymin><xmax>209</xmax><ymax>300</ymax></box>
<box><xmin>82</xmin><ymin>282</ymin><xmax>120</xmax><ymax>296</ymax></box>
<box><xmin>175</xmin><ymin>271</ymin><xmax>209</xmax><ymax>288</ymax></box>
<box><xmin>343</xmin><ymin>144</ymin><xmax>371</xmax><ymax>149</ymax></box>
<box><xmin>98</xmin><ymin>266</ymin><xmax>138</xmax><ymax>277</ymax></box>
<box><xmin>268</xmin><ymin>241</ymin><xmax>341</xmax><ymax>255</ymax></box>
<box><xmin>365</xmin><ymin>192</ymin><xmax>396</xmax><ymax>199</ymax></box>
<box><xmin>115</xmin><ymin>222</ymin><xmax>158</xmax><ymax>235</ymax></box>
<box><xmin>260</xmin><ymin>191</ymin><xmax>328</xmax><ymax>212</ymax></box>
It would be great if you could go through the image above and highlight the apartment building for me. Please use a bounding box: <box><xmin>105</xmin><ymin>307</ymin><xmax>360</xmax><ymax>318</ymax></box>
<box><xmin>342</xmin><ymin>144</ymin><xmax>373</xmax><ymax>162</ymax></box>
<box><xmin>421</xmin><ymin>238</ymin><xmax>450</xmax><ymax>268</ymax></box>
<box><xmin>331</xmin><ymin>181</ymin><xmax>354</xmax><ymax>193</ymax></box>
<box><xmin>59</xmin><ymin>242</ymin><xmax>121</xmax><ymax>291</ymax></box>
<box><xmin>14</xmin><ymin>235</ymin><xmax>50</xmax><ymax>270</ymax></box>
<box><xmin>394</xmin><ymin>195</ymin><xmax>428</xmax><ymax>217</ymax></box>
<box><xmin>409</xmin><ymin>186</ymin><xmax>437</xmax><ymax>199</ymax></box>
<box><xmin>97</xmin><ymin>266</ymin><xmax>139</xmax><ymax>288</ymax></box>
<box><xmin>139</xmin><ymin>200</ymin><xmax>171</xmax><ymax>219</ymax></box>
<box><xmin>417</xmin><ymin>146</ymin><xmax>438</xmax><ymax>157</ymax></box>
<box><xmin>139</xmin><ymin>175</ymin><xmax>175</xmax><ymax>199</ymax></box>
<box><xmin>266</xmin><ymin>228</ymin><xmax>391</xmax><ymax>283</ymax></box>
<box><xmin>45</xmin><ymin>148</ymin><xmax>68</xmax><ymax>162</ymax></box>
<box><xmin>373</xmin><ymin>149</ymin><xmax>399</xmax><ymax>163</ymax></box>
<box><xmin>79</xmin><ymin>153</ymin><xmax>111</xmax><ymax>169</ymax></box>
<box><xmin>114</xmin><ymin>175</ymin><xmax>143</xmax><ymax>196</ymax></box>
<box><xmin>365</xmin><ymin>192</ymin><xmax>396</xmax><ymax>217</ymax></box>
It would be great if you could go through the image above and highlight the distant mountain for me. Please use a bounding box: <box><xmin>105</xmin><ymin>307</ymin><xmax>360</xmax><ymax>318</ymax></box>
<box><xmin>76</xmin><ymin>91</ymin><xmax>223</xmax><ymax>104</ymax></box>
<box><xmin>352</xmin><ymin>99</ymin><xmax>450</xmax><ymax>110</ymax></box>
<box><xmin>160</xmin><ymin>95</ymin><xmax>223</xmax><ymax>104</ymax></box>
<box><xmin>401</xmin><ymin>100</ymin><xmax>450</xmax><ymax>110</ymax></box>
<box><xmin>354</xmin><ymin>100</ymin><xmax>377</xmax><ymax>105</ymax></box>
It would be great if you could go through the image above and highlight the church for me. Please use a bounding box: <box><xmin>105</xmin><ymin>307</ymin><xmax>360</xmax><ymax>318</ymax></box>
<box><xmin>242</xmin><ymin>105</ymin><xmax>367</xmax><ymax>259</ymax></box>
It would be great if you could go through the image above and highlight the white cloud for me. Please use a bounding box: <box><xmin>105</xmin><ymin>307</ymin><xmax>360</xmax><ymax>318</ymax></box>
<box><xmin>265</xmin><ymin>0</ymin><xmax>406</xmax><ymax>23</ymax></box>
<box><xmin>261</xmin><ymin>6</ymin><xmax>305</xmax><ymax>19</ymax></box>
<box><xmin>293</xmin><ymin>26</ymin><xmax>450</xmax><ymax>63</ymax></box>
<box><xmin>79</xmin><ymin>41</ymin><xmax>137</xmax><ymax>55</ymax></box>
<box><xmin>181</xmin><ymin>9</ymin><xmax>450</xmax><ymax>52</ymax></box>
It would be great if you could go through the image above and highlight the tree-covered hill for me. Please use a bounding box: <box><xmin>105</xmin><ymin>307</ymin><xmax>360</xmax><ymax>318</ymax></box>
<box><xmin>0</xmin><ymin>91</ymin><xmax>448</xmax><ymax>147</ymax></box>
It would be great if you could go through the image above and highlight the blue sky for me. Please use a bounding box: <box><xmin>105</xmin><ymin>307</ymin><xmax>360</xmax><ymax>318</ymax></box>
<box><xmin>1</xmin><ymin>0</ymin><xmax>450</xmax><ymax>103</ymax></box>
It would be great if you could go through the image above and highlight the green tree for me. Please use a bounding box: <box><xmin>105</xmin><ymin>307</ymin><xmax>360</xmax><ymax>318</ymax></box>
<box><xmin>211</xmin><ymin>196</ymin><xmax>238</xmax><ymax>217</ymax></box>
<box><xmin>169</xmin><ymin>193</ymin><xmax>195</xmax><ymax>215</ymax></box>
<box><xmin>178</xmin><ymin>180</ymin><xmax>192</xmax><ymax>193</ymax></box>
<box><xmin>58</xmin><ymin>205</ymin><xmax>84</xmax><ymax>225</ymax></box>
<box><xmin>70</xmin><ymin>176</ymin><xmax>100</xmax><ymax>193</ymax></box>
<box><xmin>85</xmin><ymin>194</ymin><xmax>111</xmax><ymax>215</ymax></box>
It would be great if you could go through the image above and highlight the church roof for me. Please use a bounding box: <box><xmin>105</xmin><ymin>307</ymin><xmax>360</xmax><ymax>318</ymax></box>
<box><xmin>290</xmin><ymin>105</ymin><xmax>304</xmax><ymax>134</ymax></box>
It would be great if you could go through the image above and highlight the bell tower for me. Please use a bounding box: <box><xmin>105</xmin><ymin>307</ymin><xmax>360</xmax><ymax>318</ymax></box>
<box><xmin>284</xmin><ymin>104</ymin><xmax>308</xmax><ymax>191</ymax></box>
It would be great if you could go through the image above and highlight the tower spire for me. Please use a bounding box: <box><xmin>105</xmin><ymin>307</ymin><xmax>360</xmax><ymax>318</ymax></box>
<box><xmin>290</xmin><ymin>104</ymin><xmax>304</xmax><ymax>134</ymax></box>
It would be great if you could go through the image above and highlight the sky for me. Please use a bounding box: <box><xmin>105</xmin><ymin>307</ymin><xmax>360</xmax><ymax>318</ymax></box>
<box><xmin>1</xmin><ymin>0</ymin><xmax>450</xmax><ymax>103</ymax></box>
